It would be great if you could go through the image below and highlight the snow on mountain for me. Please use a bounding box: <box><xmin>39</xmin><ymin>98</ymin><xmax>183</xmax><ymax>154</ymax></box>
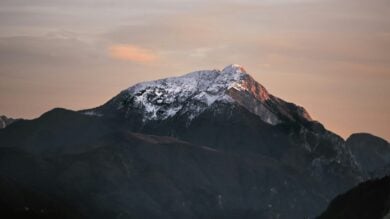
<box><xmin>86</xmin><ymin>64</ymin><xmax>312</xmax><ymax>125</ymax></box>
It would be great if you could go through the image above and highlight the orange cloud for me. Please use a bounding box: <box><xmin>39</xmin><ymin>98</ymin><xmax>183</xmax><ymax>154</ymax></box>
<box><xmin>108</xmin><ymin>44</ymin><xmax>157</xmax><ymax>63</ymax></box>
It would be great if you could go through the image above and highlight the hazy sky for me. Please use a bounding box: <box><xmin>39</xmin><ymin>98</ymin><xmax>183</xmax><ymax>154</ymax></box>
<box><xmin>0</xmin><ymin>0</ymin><xmax>389</xmax><ymax>140</ymax></box>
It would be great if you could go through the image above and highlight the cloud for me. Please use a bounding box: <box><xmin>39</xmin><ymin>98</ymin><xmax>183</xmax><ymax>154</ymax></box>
<box><xmin>108</xmin><ymin>44</ymin><xmax>157</xmax><ymax>63</ymax></box>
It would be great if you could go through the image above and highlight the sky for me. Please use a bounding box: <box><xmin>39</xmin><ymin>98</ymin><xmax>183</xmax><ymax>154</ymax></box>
<box><xmin>0</xmin><ymin>0</ymin><xmax>389</xmax><ymax>141</ymax></box>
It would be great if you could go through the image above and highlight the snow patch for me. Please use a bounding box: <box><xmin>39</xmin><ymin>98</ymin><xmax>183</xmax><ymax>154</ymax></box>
<box><xmin>120</xmin><ymin>64</ymin><xmax>279</xmax><ymax>124</ymax></box>
<box><xmin>83</xmin><ymin>111</ymin><xmax>103</xmax><ymax>117</ymax></box>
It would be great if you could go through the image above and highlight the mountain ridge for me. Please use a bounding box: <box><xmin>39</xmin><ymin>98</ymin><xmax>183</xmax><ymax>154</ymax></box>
<box><xmin>83</xmin><ymin>64</ymin><xmax>312</xmax><ymax>126</ymax></box>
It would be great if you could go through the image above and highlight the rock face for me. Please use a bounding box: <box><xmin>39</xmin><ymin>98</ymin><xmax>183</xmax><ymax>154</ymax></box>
<box><xmin>0</xmin><ymin>65</ymin><xmax>387</xmax><ymax>219</ymax></box>
<box><xmin>0</xmin><ymin>115</ymin><xmax>17</xmax><ymax>129</ymax></box>
<box><xmin>318</xmin><ymin>176</ymin><xmax>390</xmax><ymax>219</ymax></box>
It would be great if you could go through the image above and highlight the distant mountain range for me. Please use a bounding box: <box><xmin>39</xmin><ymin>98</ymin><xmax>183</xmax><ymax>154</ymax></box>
<box><xmin>0</xmin><ymin>65</ymin><xmax>389</xmax><ymax>219</ymax></box>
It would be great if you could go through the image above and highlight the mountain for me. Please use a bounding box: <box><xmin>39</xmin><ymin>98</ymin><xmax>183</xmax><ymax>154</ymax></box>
<box><xmin>318</xmin><ymin>176</ymin><xmax>390</xmax><ymax>219</ymax></box>
<box><xmin>0</xmin><ymin>115</ymin><xmax>17</xmax><ymax>129</ymax></box>
<box><xmin>85</xmin><ymin>64</ymin><xmax>362</xmax><ymax>194</ymax></box>
<box><xmin>0</xmin><ymin>64</ymin><xmax>387</xmax><ymax>219</ymax></box>
<box><xmin>85</xmin><ymin>64</ymin><xmax>311</xmax><ymax>125</ymax></box>
<box><xmin>346</xmin><ymin>133</ymin><xmax>390</xmax><ymax>179</ymax></box>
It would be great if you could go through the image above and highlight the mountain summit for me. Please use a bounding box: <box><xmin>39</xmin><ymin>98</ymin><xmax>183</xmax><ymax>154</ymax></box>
<box><xmin>86</xmin><ymin>64</ymin><xmax>311</xmax><ymax>126</ymax></box>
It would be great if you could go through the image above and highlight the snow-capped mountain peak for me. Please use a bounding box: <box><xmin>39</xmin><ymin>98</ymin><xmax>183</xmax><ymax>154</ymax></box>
<box><xmin>86</xmin><ymin>64</ymin><xmax>312</xmax><ymax>125</ymax></box>
<box><xmin>119</xmin><ymin>64</ymin><xmax>272</xmax><ymax>121</ymax></box>
<box><xmin>222</xmin><ymin>64</ymin><xmax>247</xmax><ymax>74</ymax></box>
<box><xmin>128</xmin><ymin>64</ymin><xmax>249</xmax><ymax>96</ymax></box>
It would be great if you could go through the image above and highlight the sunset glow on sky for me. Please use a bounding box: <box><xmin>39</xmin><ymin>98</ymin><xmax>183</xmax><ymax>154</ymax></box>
<box><xmin>0</xmin><ymin>0</ymin><xmax>389</xmax><ymax>140</ymax></box>
<box><xmin>108</xmin><ymin>44</ymin><xmax>158</xmax><ymax>63</ymax></box>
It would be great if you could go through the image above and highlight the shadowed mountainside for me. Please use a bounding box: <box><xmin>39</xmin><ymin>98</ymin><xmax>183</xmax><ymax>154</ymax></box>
<box><xmin>318</xmin><ymin>176</ymin><xmax>390</xmax><ymax>219</ymax></box>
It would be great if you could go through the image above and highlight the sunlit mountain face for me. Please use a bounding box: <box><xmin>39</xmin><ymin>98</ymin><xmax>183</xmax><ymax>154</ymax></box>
<box><xmin>0</xmin><ymin>65</ymin><xmax>388</xmax><ymax>219</ymax></box>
